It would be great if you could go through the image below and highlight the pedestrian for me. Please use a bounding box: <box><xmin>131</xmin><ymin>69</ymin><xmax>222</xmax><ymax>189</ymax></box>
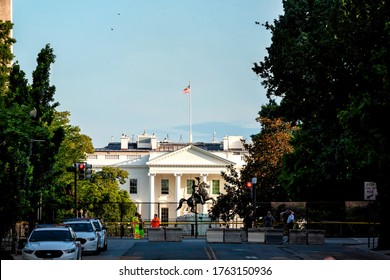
<box><xmin>138</xmin><ymin>213</ymin><xmax>145</xmax><ymax>238</ymax></box>
<box><xmin>132</xmin><ymin>212</ymin><xmax>140</xmax><ymax>240</ymax></box>
<box><xmin>281</xmin><ymin>209</ymin><xmax>295</xmax><ymax>238</ymax></box>
<box><xmin>263</xmin><ymin>211</ymin><xmax>275</xmax><ymax>227</ymax></box>
<box><xmin>286</xmin><ymin>211</ymin><xmax>295</xmax><ymax>230</ymax></box>
<box><xmin>151</xmin><ymin>214</ymin><xmax>161</xmax><ymax>228</ymax></box>
<box><xmin>243</xmin><ymin>210</ymin><xmax>253</xmax><ymax>229</ymax></box>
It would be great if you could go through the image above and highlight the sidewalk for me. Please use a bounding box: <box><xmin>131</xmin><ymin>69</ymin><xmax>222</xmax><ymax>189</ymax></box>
<box><xmin>324</xmin><ymin>237</ymin><xmax>390</xmax><ymax>259</ymax></box>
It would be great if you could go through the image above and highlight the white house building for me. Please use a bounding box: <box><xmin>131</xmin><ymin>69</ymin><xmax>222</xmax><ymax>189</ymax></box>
<box><xmin>87</xmin><ymin>133</ymin><xmax>248</xmax><ymax>222</ymax></box>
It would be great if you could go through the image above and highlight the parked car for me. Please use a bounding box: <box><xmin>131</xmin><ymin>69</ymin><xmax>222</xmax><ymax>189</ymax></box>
<box><xmin>22</xmin><ymin>224</ymin><xmax>82</xmax><ymax>260</ymax></box>
<box><xmin>90</xmin><ymin>218</ymin><xmax>108</xmax><ymax>251</ymax></box>
<box><xmin>63</xmin><ymin>220</ymin><xmax>100</xmax><ymax>254</ymax></box>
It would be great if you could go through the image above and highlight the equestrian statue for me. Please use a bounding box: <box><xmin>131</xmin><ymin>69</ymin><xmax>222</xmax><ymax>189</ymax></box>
<box><xmin>176</xmin><ymin>177</ymin><xmax>215</xmax><ymax>213</ymax></box>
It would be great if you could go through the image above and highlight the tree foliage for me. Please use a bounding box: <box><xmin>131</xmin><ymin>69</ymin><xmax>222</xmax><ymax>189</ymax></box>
<box><xmin>209</xmin><ymin>165</ymin><xmax>252</xmax><ymax>226</ymax></box>
<box><xmin>209</xmin><ymin>102</ymin><xmax>296</xmax><ymax>225</ymax></box>
<box><xmin>1</xmin><ymin>22</ymin><xmax>135</xmax><ymax>243</ymax></box>
<box><xmin>77</xmin><ymin>166</ymin><xmax>135</xmax><ymax>221</ymax></box>
<box><xmin>253</xmin><ymin>0</ymin><xmax>390</xmax><ymax>248</ymax></box>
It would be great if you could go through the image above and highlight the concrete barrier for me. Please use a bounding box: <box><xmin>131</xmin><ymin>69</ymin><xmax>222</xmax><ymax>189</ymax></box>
<box><xmin>224</xmin><ymin>228</ymin><xmax>242</xmax><ymax>243</ymax></box>
<box><xmin>288</xmin><ymin>229</ymin><xmax>307</xmax><ymax>245</ymax></box>
<box><xmin>248</xmin><ymin>228</ymin><xmax>266</xmax><ymax>243</ymax></box>
<box><xmin>265</xmin><ymin>228</ymin><xmax>283</xmax><ymax>244</ymax></box>
<box><xmin>307</xmin><ymin>230</ymin><xmax>325</xmax><ymax>245</ymax></box>
<box><xmin>240</xmin><ymin>228</ymin><xmax>248</xmax><ymax>242</ymax></box>
<box><xmin>206</xmin><ymin>228</ymin><xmax>224</xmax><ymax>243</ymax></box>
<box><xmin>147</xmin><ymin>228</ymin><xmax>165</xmax><ymax>242</ymax></box>
<box><xmin>165</xmin><ymin>227</ymin><xmax>182</xmax><ymax>242</ymax></box>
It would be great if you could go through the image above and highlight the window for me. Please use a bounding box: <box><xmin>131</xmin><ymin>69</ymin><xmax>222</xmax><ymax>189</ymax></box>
<box><xmin>105</xmin><ymin>155</ymin><xmax>119</xmax><ymax>160</ymax></box>
<box><xmin>161</xmin><ymin>208</ymin><xmax>169</xmax><ymax>224</ymax></box>
<box><xmin>87</xmin><ymin>155</ymin><xmax>97</xmax><ymax>159</ymax></box>
<box><xmin>127</xmin><ymin>155</ymin><xmax>141</xmax><ymax>160</ymax></box>
<box><xmin>212</xmin><ymin>180</ymin><xmax>220</xmax><ymax>194</ymax></box>
<box><xmin>186</xmin><ymin>179</ymin><xmax>195</xmax><ymax>194</ymax></box>
<box><xmin>129</xmin><ymin>179</ymin><xmax>137</xmax><ymax>194</ymax></box>
<box><xmin>161</xmin><ymin>179</ymin><xmax>169</xmax><ymax>194</ymax></box>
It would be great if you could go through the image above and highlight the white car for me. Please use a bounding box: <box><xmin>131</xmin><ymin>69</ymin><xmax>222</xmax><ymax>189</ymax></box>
<box><xmin>90</xmin><ymin>218</ymin><xmax>108</xmax><ymax>251</ymax></box>
<box><xmin>22</xmin><ymin>225</ymin><xmax>82</xmax><ymax>260</ymax></box>
<box><xmin>63</xmin><ymin>220</ymin><xmax>100</xmax><ymax>254</ymax></box>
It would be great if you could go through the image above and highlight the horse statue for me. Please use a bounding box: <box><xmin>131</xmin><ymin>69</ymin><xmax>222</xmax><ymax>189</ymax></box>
<box><xmin>176</xmin><ymin>177</ymin><xmax>215</xmax><ymax>213</ymax></box>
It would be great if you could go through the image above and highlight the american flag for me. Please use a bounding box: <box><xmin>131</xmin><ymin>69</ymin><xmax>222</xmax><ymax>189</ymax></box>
<box><xmin>182</xmin><ymin>85</ymin><xmax>191</xmax><ymax>94</ymax></box>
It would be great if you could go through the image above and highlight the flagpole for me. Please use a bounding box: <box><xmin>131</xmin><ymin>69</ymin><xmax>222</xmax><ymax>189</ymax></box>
<box><xmin>189</xmin><ymin>80</ymin><xmax>192</xmax><ymax>143</ymax></box>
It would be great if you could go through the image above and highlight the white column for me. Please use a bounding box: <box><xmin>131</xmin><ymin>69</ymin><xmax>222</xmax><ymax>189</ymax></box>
<box><xmin>201</xmin><ymin>173</ymin><xmax>208</xmax><ymax>214</ymax></box>
<box><xmin>148</xmin><ymin>173</ymin><xmax>156</xmax><ymax>220</ymax></box>
<box><xmin>175</xmin><ymin>173</ymin><xmax>182</xmax><ymax>217</ymax></box>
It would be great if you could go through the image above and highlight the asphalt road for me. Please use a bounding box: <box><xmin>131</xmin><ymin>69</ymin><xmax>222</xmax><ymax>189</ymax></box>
<box><xmin>81</xmin><ymin>237</ymin><xmax>390</xmax><ymax>260</ymax></box>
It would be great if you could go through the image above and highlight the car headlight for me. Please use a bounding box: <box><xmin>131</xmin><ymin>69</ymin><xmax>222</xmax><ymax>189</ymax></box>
<box><xmin>64</xmin><ymin>247</ymin><xmax>77</xmax><ymax>254</ymax></box>
<box><xmin>22</xmin><ymin>248</ymin><xmax>35</xmax><ymax>254</ymax></box>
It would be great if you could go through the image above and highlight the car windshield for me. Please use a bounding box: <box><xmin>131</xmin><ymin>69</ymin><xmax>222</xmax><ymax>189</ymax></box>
<box><xmin>92</xmin><ymin>221</ymin><xmax>102</xmax><ymax>230</ymax></box>
<box><xmin>29</xmin><ymin>230</ymin><xmax>72</xmax><ymax>242</ymax></box>
<box><xmin>68</xmin><ymin>223</ymin><xmax>94</xmax><ymax>232</ymax></box>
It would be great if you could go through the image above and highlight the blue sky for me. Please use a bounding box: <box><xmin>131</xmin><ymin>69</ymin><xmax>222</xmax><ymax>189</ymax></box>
<box><xmin>12</xmin><ymin>0</ymin><xmax>284</xmax><ymax>148</ymax></box>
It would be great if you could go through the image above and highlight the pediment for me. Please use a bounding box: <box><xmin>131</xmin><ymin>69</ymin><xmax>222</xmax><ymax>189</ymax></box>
<box><xmin>147</xmin><ymin>145</ymin><xmax>234</xmax><ymax>167</ymax></box>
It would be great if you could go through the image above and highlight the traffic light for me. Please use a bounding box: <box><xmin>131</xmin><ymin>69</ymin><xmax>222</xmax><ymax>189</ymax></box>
<box><xmin>85</xmin><ymin>163</ymin><xmax>92</xmax><ymax>179</ymax></box>
<box><xmin>77</xmin><ymin>162</ymin><xmax>86</xmax><ymax>180</ymax></box>
<box><xmin>246</xmin><ymin>182</ymin><xmax>253</xmax><ymax>198</ymax></box>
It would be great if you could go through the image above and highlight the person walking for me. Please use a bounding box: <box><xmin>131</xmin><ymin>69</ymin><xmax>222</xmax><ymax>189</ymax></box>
<box><xmin>286</xmin><ymin>211</ymin><xmax>295</xmax><ymax>230</ymax></box>
<box><xmin>132</xmin><ymin>212</ymin><xmax>140</xmax><ymax>240</ymax></box>
<box><xmin>138</xmin><ymin>214</ymin><xmax>145</xmax><ymax>238</ymax></box>
<box><xmin>281</xmin><ymin>209</ymin><xmax>295</xmax><ymax>238</ymax></box>
<box><xmin>151</xmin><ymin>214</ymin><xmax>161</xmax><ymax>228</ymax></box>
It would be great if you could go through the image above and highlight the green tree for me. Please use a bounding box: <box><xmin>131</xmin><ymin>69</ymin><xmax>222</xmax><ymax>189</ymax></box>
<box><xmin>23</xmin><ymin>44</ymin><xmax>65</xmax><ymax>228</ymax></box>
<box><xmin>253</xmin><ymin>0</ymin><xmax>390</xmax><ymax>248</ymax></box>
<box><xmin>43</xmin><ymin>111</ymin><xmax>94</xmax><ymax>222</ymax></box>
<box><xmin>0</xmin><ymin>20</ymin><xmax>29</xmax><ymax>244</ymax></box>
<box><xmin>76</xmin><ymin>166</ymin><xmax>136</xmax><ymax>221</ymax></box>
<box><xmin>209</xmin><ymin>165</ymin><xmax>251</xmax><ymax>226</ymax></box>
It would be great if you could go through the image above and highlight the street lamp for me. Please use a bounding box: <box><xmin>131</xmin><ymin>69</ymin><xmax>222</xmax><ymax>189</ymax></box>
<box><xmin>28</xmin><ymin>139</ymin><xmax>45</xmax><ymax>222</ymax></box>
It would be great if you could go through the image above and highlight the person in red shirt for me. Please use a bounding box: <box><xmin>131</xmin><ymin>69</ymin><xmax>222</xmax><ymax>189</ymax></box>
<box><xmin>151</xmin><ymin>214</ymin><xmax>160</xmax><ymax>228</ymax></box>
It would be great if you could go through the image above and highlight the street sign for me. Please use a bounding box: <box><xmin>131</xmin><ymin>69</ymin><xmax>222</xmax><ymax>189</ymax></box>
<box><xmin>251</xmin><ymin>177</ymin><xmax>257</xmax><ymax>184</ymax></box>
<box><xmin>364</xmin><ymin>182</ymin><xmax>378</xmax><ymax>200</ymax></box>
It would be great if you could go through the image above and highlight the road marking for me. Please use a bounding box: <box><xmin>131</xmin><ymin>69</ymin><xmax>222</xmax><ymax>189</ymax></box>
<box><xmin>204</xmin><ymin>246</ymin><xmax>217</xmax><ymax>260</ymax></box>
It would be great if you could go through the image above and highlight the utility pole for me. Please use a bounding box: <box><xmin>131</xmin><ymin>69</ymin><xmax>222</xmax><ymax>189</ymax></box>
<box><xmin>74</xmin><ymin>166</ymin><xmax>78</xmax><ymax>218</ymax></box>
<box><xmin>252</xmin><ymin>177</ymin><xmax>257</xmax><ymax>227</ymax></box>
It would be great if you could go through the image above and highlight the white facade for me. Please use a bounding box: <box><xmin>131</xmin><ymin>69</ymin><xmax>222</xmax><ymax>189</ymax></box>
<box><xmin>87</xmin><ymin>134</ymin><xmax>248</xmax><ymax>221</ymax></box>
